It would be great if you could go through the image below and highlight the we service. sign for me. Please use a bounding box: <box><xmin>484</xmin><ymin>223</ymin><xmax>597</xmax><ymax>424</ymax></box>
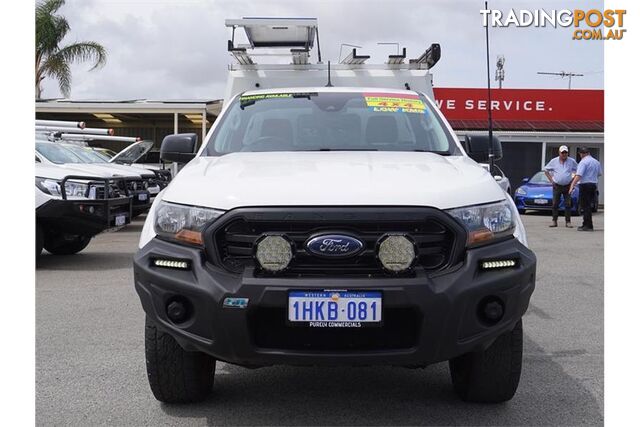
<box><xmin>432</xmin><ymin>88</ymin><xmax>603</xmax><ymax>122</ymax></box>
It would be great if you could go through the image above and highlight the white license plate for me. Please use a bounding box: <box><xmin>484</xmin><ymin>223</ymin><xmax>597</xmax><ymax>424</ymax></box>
<box><xmin>138</xmin><ymin>193</ymin><xmax>148</xmax><ymax>201</ymax></box>
<box><xmin>534</xmin><ymin>198</ymin><xmax>548</xmax><ymax>205</ymax></box>
<box><xmin>288</xmin><ymin>291</ymin><xmax>382</xmax><ymax>326</ymax></box>
<box><xmin>115</xmin><ymin>215</ymin><xmax>126</xmax><ymax>227</ymax></box>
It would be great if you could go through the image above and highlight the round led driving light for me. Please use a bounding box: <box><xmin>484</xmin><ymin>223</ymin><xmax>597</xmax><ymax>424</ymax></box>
<box><xmin>255</xmin><ymin>235</ymin><xmax>293</xmax><ymax>272</ymax></box>
<box><xmin>378</xmin><ymin>235</ymin><xmax>416</xmax><ymax>272</ymax></box>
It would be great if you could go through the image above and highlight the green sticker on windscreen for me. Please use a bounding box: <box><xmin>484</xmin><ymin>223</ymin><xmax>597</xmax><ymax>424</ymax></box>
<box><xmin>240</xmin><ymin>93</ymin><xmax>293</xmax><ymax>102</ymax></box>
<box><xmin>239</xmin><ymin>92</ymin><xmax>317</xmax><ymax>108</ymax></box>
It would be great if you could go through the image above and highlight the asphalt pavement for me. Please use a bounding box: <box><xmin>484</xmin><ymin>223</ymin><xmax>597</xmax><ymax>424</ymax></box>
<box><xmin>36</xmin><ymin>210</ymin><xmax>604</xmax><ymax>426</ymax></box>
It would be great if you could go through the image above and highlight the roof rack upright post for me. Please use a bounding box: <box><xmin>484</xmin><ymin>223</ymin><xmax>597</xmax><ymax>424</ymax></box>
<box><xmin>315</xmin><ymin>26</ymin><xmax>322</xmax><ymax>63</ymax></box>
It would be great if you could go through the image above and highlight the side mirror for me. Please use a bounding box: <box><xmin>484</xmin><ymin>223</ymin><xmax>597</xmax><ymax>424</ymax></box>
<box><xmin>463</xmin><ymin>135</ymin><xmax>503</xmax><ymax>163</ymax></box>
<box><xmin>160</xmin><ymin>133</ymin><xmax>198</xmax><ymax>163</ymax></box>
<box><xmin>521</xmin><ymin>177</ymin><xmax>530</xmax><ymax>183</ymax></box>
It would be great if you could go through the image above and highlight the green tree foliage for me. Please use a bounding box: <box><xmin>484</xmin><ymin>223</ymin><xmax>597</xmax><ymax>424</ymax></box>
<box><xmin>36</xmin><ymin>0</ymin><xmax>107</xmax><ymax>98</ymax></box>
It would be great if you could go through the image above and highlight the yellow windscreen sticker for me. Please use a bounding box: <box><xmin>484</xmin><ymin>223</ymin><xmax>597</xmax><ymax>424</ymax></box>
<box><xmin>364</xmin><ymin>95</ymin><xmax>426</xmax><ymax>113</ymax></box>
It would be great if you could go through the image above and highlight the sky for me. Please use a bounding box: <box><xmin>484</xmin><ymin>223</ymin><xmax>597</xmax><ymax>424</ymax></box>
<box><xmin>39</xmin><ymin>0</ymin><xmax>605</xmax><ymax>100</ymax></box>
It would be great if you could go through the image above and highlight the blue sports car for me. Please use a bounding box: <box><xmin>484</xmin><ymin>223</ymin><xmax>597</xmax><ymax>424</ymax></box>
<box><xmin>514</xmin><ymin>171</ymin><xmax>599</xmax><ymax>215</ymax></box>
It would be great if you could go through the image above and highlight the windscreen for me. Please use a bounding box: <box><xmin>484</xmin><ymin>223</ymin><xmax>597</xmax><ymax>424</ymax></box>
<box><xmin>111</xmin><ymin>141</ymin><xmax>154</xmax><ymax>164</ymax></box>
<box><xmin>36</xmin><ymin>142</ymin><xmax>83</xmax><ymax>164</ymax></box>
<box><xmin>529</xmin><ymin>172</ymin><xmax>551</xmax><ymax>184</ymax></box>
<box><xmin>202</xmin><ymin>91</ymin><xmax>457</xmax><ymax>155</ymax></box>
<box><xmin>63</xmin><ymin>145</ymin><xmax>107</xmax><ymax>163</ymax></box>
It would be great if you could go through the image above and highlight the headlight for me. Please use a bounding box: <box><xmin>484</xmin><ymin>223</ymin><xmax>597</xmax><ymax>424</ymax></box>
<box><xmin>515</xmin><ymin>187</ymin><xmax>527</xmax><ymax>195</ymax></box>
<box><xmin>446</xmin><ymin>200</ymin><xmax>515</xmax><ymax>247</ymax></box>
<box><xmin>154</xmin><ymin>201</ymin><xmax>224</xmax><ymax>246</ymax></box>
<box><xmin>64</xmin><ymin>181</ymin><xmax>89</xmax><ymax>198</ymax></box>
<box><xmin>35</xmin><ymin>177</ymin><xmax>62</xmax><ymax>197</ymax></box>
<box><xmin>35</xmin><ymin>177</ymin><xmax>90</xmax><ymax>198</ymax></box>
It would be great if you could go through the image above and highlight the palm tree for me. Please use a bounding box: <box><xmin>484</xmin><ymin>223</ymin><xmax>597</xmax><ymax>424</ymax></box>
<box><xmin>35</xmin><ymin>0</ymin><xmax>107</xmax><ymax>99</ymax></box>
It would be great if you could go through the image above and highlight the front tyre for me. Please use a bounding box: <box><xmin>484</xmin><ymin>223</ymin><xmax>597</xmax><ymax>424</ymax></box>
<box><xmin>43</xmin><ymin>233</ymin><xmax>91</xmax><ymax>255</ymax></box>
<box><xmin>145</xmin><ymin>317</ymin><xmax>215</xmax><ymax>403</ymax></box>
<box><xmin>449</xmin><ymin>320</ymin><xmax>523</xmax><ymax>403</ymax></box>
<box><xmin>36</xmin><ymin>222</ymin><xmax>44</xmax><ymax>258</ymax></box>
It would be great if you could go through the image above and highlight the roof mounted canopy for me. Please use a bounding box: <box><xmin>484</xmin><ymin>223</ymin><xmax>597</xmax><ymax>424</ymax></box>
<box><xmin>225</xmin><ymin>17</ymin><xmax>318</xmax><ymax>49</ymax></box>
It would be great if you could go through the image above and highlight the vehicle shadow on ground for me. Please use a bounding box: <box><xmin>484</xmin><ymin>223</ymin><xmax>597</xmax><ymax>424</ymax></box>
<box><xmin>159</xmin><ymin>335</ymin><xmax>602</xmax><ymax>426</ymax></box>
<box><xmin>119</xmin><ymin>222</ymin><xmax>144</xmax><ymax>233</ymax></box>
<box><xmin>36</xmin><ymin>252</ymin><xmax>133</xmax><ymax>271</ymax></box>
<box><xmin>521</xmin><ymin>210</ymin><xmax>602</xmax><ymax>218</ymax></box>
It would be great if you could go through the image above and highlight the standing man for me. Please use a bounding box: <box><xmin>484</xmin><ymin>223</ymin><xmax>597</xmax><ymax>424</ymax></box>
<box><xmin>569</xmin><ymin>147</ymin><xmax>602</xmax><ymax>231</ymax></box>
<box><xmin>544</xmin><ymin>145</ymin><xmax>578</xmax><ymax>228</ymax></box>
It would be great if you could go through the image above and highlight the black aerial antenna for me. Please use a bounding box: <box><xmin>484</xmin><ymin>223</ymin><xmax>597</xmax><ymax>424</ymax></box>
<box><xmin>325</xmin><ymin>61</ymin><xmax>333</xmax><ymax>87</ymax></box>
<box><xmin>485</xmin><ymin>0</ymin><xmax>495</xmax><ymax>172</ymax></box>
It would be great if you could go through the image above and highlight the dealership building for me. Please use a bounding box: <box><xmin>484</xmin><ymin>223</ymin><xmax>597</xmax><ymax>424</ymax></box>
<box><xmin>36</xmin><ymin>87</ymin><xmax>604</xmax><ymax>203</ymax></box>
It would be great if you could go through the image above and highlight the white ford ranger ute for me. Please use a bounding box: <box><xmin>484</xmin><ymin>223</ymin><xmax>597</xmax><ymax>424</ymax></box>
<box><xmin>134</xmin><ymin>87</ymin><xmax>536</xmax><ymax>404</ymax></box>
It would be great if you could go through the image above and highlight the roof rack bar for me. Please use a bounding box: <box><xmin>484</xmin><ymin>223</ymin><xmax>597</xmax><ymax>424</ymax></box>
<box><xmin>54</xmin><ymin>134</ymin><xmax>141</xmax><ymax>143</ymax></box>
<box><xmin>35</xmin><ymin>126</ymin><xmax>114</xmax><ymax>135</ymax></box>
<box><xmin>340</xmin><ymin>48</ymin><xmax>370</xmax><ymax>65</ymax></box>
<box><xmin>409</xmin><ymin>43</ymin><xmax>441</xmax><ymax>69</ymax></box>
<box><xmin>35</xmin><ymin>119</ymin><xmax>85</xmax><ymax>129</ymax></box>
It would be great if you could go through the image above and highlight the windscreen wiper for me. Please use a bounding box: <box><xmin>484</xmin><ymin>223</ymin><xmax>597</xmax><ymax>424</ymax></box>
<box><xmin>413</xmin><ymin>149</ymin><xmax>451</xmax><ymax>155</ymax></box>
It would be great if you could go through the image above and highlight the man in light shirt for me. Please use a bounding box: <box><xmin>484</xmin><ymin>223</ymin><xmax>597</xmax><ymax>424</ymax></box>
<box><xmin>544</xmin><ymin>145</ymin><xmax>578</xmax><ymax>228</ymax></box>
<box><xmin>569</xmin><ymin>147</ymin><xmax>603</xmax><ymax>231</ymax></box>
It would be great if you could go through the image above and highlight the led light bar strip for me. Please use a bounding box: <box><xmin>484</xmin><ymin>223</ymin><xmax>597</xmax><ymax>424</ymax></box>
<box><xmin>153</xmin><ymin>259</ymin><xmax>189</xmax><ymax>269</ymax></box>
<box><xmin>481</xmin><ymin>260</ymin><xmax>517</xmax><ymax>269</ymax></box>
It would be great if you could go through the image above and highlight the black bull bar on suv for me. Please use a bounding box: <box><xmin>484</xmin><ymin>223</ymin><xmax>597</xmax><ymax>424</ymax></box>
<box><xmin>37</xmin><ymin>175</ymin><xmax>134</xmax><ymax>236</ymax></box>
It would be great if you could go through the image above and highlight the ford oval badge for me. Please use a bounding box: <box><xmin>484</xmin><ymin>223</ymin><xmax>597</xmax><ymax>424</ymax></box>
<box><xmin>306</xmin><ymin>234</ymin><xmax>364</xmax><ymax>258</ymax></box>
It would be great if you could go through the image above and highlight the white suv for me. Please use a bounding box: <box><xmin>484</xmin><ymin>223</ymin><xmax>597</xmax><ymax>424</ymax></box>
<box><xmin>134</xmin><ymin>87</ymin><xmax>536</xmax><ymax>404</ymax></box>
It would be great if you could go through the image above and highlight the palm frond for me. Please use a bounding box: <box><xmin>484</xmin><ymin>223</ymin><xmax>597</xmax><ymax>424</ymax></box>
<box><xmin>56</xmin><ymin>42</ymin><xmax>107</xmax><ymax>70</ymax></box>
<box><xmin>36</xmin><ymin>0</ymin><xmax>66</xmax><ymax>16</ymax></box>
<box><xmin>41</xmin><ymin>54</ymin><xmax>72</xmax><ymax>97</ymax></box>
<box><xmin>36</xmin><ymin>0</ymin><xmax>69</xmax><ymax>54</ymax></box>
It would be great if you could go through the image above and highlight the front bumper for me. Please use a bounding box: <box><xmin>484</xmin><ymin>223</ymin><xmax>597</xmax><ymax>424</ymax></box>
<box><xmin>134</xmin><ymin>236</ymin><xmax>536</xmax><ymax>367</ymax></box>
<box><xmin>37</xmin><ymin>196</ymin><xmax>132</xmax><ymax>237</ymax></box>
<box><xmin>514</xmin><ymin>194</ymin><xmax>578</xmax><ymax>212</ymax></box>
<box><xmin>131</xmin><ymin>190</ymin><xmax>152</xmax><ymax>214</ymax></box>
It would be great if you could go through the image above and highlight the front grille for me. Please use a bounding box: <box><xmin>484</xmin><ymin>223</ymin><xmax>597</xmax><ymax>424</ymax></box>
<box><xmin>154</xmin><ymin>169</ymin><xmax>172</xmax><ymax>183</ymax></box>
<box><xmin>207</xmin><ymin>207</ymin><xmax>465</xmax><ymax>277</ymax></box>
<box><xmin>117</xmin><ymin>179</ymin><xmax>144</xmax><ymax>193</ymax></box>
<box><xmin>249</xmin><ymin>306</ymin><xmax>421</xmax><ymax>351</ymax></box>
<box><xmin>142</xmin><ymin>175</ymin><xmax>158</xmax><ymax>188</ymax></box>
<box><xmin>94</xmin><ymin>184</ymin><xmax>125</xmax><ymax>200</ymax></box>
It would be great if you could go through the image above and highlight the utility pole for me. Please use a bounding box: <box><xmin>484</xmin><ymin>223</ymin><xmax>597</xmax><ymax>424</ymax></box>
<box><xmin>495</xmin><ymin>55</ymin><xmax>505</xmax><ymax>89</ymax></box>
<box><xmin>537</xmin><ymin>71</ymin><xmax>584</xmax><ymax>89</ymax></box>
